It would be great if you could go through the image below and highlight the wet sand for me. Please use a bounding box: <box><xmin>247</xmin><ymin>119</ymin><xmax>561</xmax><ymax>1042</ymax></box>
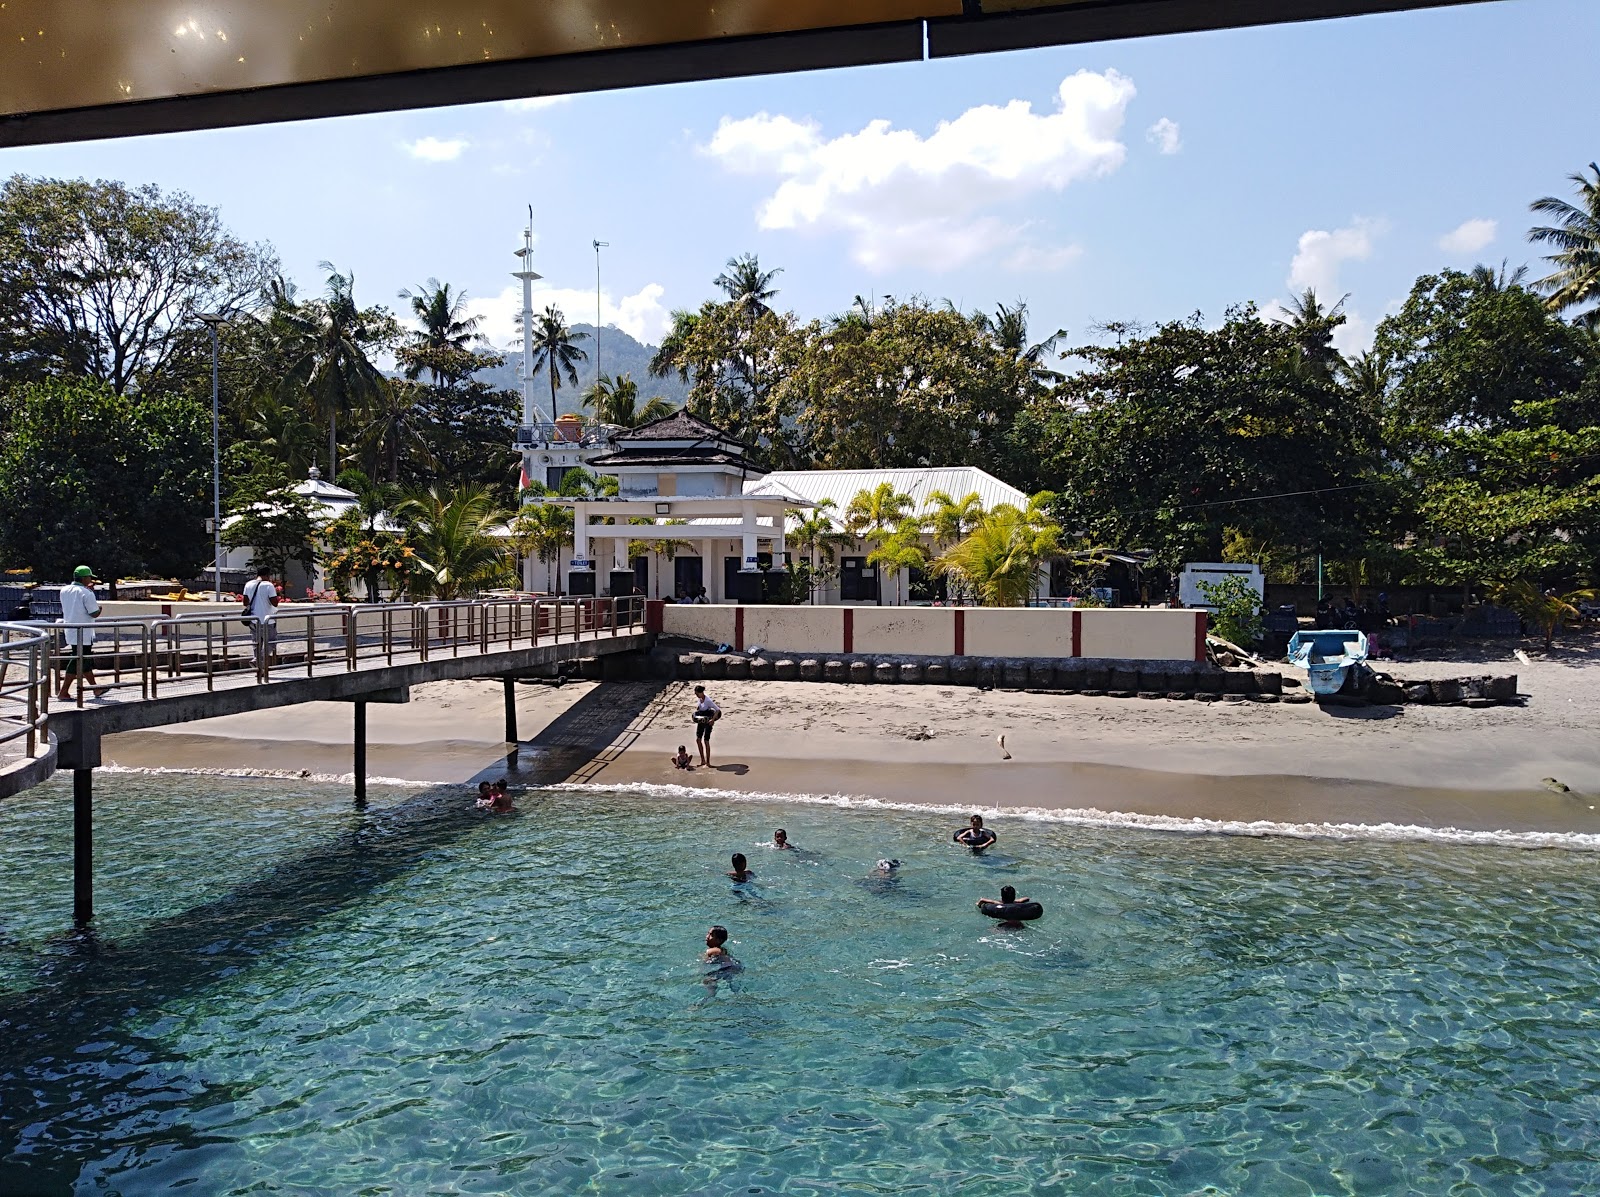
<box><xmin>103</xmin><ymin>643</ymin><xmax>1600</xmax><ymax>838</ymax></box>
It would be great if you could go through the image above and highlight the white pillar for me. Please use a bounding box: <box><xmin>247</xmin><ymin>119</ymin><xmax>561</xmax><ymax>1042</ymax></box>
<box><xmin>573</xmin><ymin>503</ymin><xmax>590</xmax><ymax>565</ymax></box>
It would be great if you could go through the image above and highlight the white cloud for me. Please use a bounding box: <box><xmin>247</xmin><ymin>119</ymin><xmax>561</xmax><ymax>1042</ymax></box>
<box><xmin>466</xmin><ymin>282</ymin><xmax>671</xmax><ymax>347</ymax></box>
<box><xmin>703</xmin><ymin>70</ymin><xmax>1138</xmax><ymax>272</ymax></box>
<box><xmin>1438</xmin><ymin>217</ymin><xmax>1497</xmax><ymax>255</ymax></box>
<box><xmin>404</xmin><ymin>136</ymin><xmax>469</xmax><ymax>162</ymax></box>
<box><xmin>1287</xmin><ymin>217</ymin><xmax>1382</xmax><ymax>296</ymax></box>
<box><xmin>1146</xmin><ymin>117</ymin><xmax>1181</xmax><ymax>154</ymax></box>
<box><xmin>502</xmin><ymin>94</ymin><xmax>573</xmax><ymax>112</ymax></box>
<box><xmin>1331</xmin><ymin>310</ymin><xmax>1373</xmax><ymax>356</ymax></box>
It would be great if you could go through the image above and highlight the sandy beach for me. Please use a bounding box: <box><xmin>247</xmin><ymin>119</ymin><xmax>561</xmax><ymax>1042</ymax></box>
<box><xmin>100</xmin><ymin>639</ymin><xmax>1600</xmax><ymax>838</ymax></box>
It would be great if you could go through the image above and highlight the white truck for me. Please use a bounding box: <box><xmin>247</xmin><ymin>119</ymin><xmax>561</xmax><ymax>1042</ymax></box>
<box><xmin>1179</xmin><ymin>562</ymin><xmax>1264</xmax><ymax>611</ymax></box>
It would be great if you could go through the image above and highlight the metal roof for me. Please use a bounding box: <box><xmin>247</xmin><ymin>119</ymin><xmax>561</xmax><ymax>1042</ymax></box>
<box><xmin>748</xmin><ymin>467</ymin><xmax>1030</xmax><ymax>529</ymax></box>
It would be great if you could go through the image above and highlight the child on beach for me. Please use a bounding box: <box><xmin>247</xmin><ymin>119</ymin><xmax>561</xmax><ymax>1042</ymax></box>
<box><xmin>672</xmin><ymin>746</ymin><xmax>693</xmax><ymax>770</ymax></box>
<box><xmin>727</xmin><ymin>852</ymin><xmax>755</xmax><ymax>883</ymax></box>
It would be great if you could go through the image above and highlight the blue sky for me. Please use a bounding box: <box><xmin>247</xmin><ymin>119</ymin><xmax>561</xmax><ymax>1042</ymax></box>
<box><xmin>2</xmin><ymin>0</ymin><xmax>1594</xmax><ymax>358</ymax></box>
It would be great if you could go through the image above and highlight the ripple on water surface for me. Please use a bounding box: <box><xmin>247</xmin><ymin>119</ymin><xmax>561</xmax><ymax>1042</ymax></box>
<box><xmin>1</xmin><ymin>774</ymin><xmax>1599</xmax><ymax>1194</ymax></box>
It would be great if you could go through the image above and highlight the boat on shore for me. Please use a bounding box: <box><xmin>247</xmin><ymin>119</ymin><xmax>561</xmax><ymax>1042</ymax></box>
<box><xmin>1286</xmin><ymin>628</ymin><xmax>1369</xmax><ymax>696</ymax></box>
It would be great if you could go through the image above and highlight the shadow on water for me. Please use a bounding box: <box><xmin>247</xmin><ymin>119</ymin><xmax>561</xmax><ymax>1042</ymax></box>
<box><xmin>0</xmin><ymin>681</ymin><xmax>669</xmax><ymax>1190</ymax></box>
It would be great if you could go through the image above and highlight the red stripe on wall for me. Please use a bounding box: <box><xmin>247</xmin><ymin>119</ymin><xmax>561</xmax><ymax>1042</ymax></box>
<box><xmin>953</xmin><ymin>609</ymin><xmax>965</xmax><ymax>656</ymax></box>
<box><xmin>842</xmin><ymin>608</ymin><xmax>854</xmax><ymax>654</ymax></box>
<box><xmin>1071</xmin><ymin>609</ymin><xmax>1081</xmax><ymax>658</ymax></box>
<box><xmin>1195</xmin><ymin>610</ymin><xmax>1207</xmax><ymax>661</ymax></box>
<box><xmin>735</xmin><ymin>606</ymin><xmax>745</xmax><ymax>652</ymax></box>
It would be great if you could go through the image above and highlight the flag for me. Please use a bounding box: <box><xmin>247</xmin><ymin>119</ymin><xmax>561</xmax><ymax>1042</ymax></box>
<box><xmin>518</xmin><ymin>460</ymin><xmax>532</xmax><ymax>491</ymax></box>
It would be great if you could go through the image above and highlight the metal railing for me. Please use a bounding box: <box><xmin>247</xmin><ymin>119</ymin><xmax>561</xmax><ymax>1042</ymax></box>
<box><xmin>0</xmin><ymin>622</ymin><xmax>51</xmax><ymax>759</ymax></box>
<box><xmin>43</xmin><ymin>595</ymin><xmax>648</xmax><ymax>709</ymax></box>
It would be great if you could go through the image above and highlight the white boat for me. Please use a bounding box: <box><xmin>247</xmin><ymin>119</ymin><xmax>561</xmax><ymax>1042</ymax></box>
<box><xmin>1286</xmin><ymin>629</ymin><xmax>1369</xmax><ymax>697</ymax></box>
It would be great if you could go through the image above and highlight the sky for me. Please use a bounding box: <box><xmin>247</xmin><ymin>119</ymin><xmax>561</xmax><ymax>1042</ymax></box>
<box><xmin>2</xmin><ymin>0</ymin><xmax>1595</xmax><ymax>362</ymax></box>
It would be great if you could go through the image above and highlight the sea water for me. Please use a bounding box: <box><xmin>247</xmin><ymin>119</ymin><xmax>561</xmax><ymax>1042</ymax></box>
<box><xmin>1</xmin><ymin>774</ymin><xmax>1599</xmax><ymax>1195</ymax></box>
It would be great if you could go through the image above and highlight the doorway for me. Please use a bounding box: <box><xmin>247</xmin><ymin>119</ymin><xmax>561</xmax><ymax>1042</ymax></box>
<box><xmin>674</xmin><ymin>555</ymin><xmax>703</xmax><ymax>600</ymax></box>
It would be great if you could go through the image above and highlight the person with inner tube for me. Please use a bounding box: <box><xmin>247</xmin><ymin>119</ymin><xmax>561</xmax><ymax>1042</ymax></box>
<box><xmin>692</xmin><ymin>685</ymin><xmax>721</xmax><ymax>767</ymax></box>
<box><xmin>977</xmin><ymin>884</ymin><xmax>1042</xmax><ymax>927</ymax></box>
<box><xmin>953</xmin><ymin>814</ymin><xmax>997</xmax><ymax>853</ymax></box>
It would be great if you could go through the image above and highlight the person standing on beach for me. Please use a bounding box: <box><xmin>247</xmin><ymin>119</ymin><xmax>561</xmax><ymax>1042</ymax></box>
<box><xmin>242</xmin><ymin>566</ymin><xmax>279</xmax><ymax>673</ymax></box>
<box><xmin>57</xmin><ymin>565</ymin><xmax>106</xmax><ymax>700</ymax></box>
<box><xmin>692</xmin><ymin>684</ymin><xmax>721</xmax><ymax>767</ymax></box>
<box><xmin>954</xmin><ymin>814</ymin><xmax>997</xmax><ymax>853</ymax></box>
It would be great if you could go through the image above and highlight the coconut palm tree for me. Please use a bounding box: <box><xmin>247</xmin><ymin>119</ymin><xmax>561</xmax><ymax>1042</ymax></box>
<box><xmin>353</xmin><ymin>377</ymin><xmax>432</xmax><ymax>484</ymax></box>
<box><xmin>397</xmin><ymin>278</ymin><xmax>482</xmax><ymax>384</ymax></box>
<box><xmin>529</xmin><ymin>305</ymin><xmax>589</xmax><ymax>424</ymax></box>
<box><xmin>935</xmin><ymin>494</ymin><xmax>1063</xmax><ymax>607</ymax></box>
<box><xmin>1273</xmin><ymin>287</ymin><xmax>1348</xmax><ymax>381</ymax></box>
<box><xmin>394</xmin><ymin>485</ymin><xmax>511</xmax><ymax>601</ymax></box>
<box><xmin>924</xmin><ymin>490</ymin><xmax>986</xmax><ymax>550</ymax></box>
<box><xmin>978</xmin><ymin>301</ymin><xmax>1067</xmax><ymax>387</ymax></box>
<box><xmin>1529</xmin><ymin>163</ymin><xmax>1600</xmax><ymax>328</ymax></box>
<box><xmin>272</xmin><ymin>263</ymin><xmax>394</xmax><ymax>474</ymax></box>
<box><xmin>582</xmin><ymin>372</ymin><xmax>675</xmax><ymax>428</ymax></box>
<box><xmin>714</xmin><ymin>253</ymin><xmax>782</xmax><ymax>322</ymax></box>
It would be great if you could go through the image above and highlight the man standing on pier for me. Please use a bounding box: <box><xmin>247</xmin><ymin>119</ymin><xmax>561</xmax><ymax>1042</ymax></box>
<box><xmin>57</xmin><ymin>565</ymin><xmax>105</xmax><ymax>700</ymax></box>
<box><xmin>243</xmin><ymin>566</ymin><xmax>280</xmax><ymax>674</ymax></box>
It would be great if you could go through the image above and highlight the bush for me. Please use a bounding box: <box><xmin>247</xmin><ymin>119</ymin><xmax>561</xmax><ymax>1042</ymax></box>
<box><xmin>1197</xmin><ymin>575</ymin><xmax>1264</xmax><ymax>646</ymax></box>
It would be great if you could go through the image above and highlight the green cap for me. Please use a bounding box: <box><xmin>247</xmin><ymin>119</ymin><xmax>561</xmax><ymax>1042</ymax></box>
<box><xmin>73</xmin><ymin>565</ymin><xmax>97</xmax><ymax>580</ymax></box>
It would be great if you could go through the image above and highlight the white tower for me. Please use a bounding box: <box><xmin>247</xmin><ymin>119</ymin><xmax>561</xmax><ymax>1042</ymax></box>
<box><xmin>512</xmin><ymin>209</ymin><xmax>543</xmax><ymax>500</ymax></box>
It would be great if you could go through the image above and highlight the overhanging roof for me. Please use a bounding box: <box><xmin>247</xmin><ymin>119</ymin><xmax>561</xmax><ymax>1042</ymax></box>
<box><xmin>1</xmin><ymin>0</ymin><xmax>1496</xmax><ymax>147</ymax></box>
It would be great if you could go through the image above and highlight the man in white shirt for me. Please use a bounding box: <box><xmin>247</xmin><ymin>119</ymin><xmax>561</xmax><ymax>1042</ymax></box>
<box><xmin>692</xmin><ymin>684</ymin><xmax>722</xmax><ymax>767</ymax></box>
<box><xmin>242</xmin><ymin>566</ymin><xmax>280</xmax><ymax>673</ymax></box>
<box><xmin>57</xmin><ymin>564</ymin><xmax>105</xmax><ymax>700</ymax></box>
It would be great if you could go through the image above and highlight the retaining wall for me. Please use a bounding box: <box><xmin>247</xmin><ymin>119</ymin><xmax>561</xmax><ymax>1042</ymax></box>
<box><xmin>656</xmin><ymin>603</ymin><xmax>1205</xmax><ymax>663</ymax></box>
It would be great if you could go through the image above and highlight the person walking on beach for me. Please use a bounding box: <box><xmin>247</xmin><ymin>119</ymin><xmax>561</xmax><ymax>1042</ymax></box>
<box><xmin>57</xmin><ymin>565</ymin><xmax>106</xmax><ymax>700</ymax></box>
<box><xmin>242</xmin><ymin>566</ymin><xmax>279</xmax><ymax>674</ymax></box>
<box><xmin>954</xmin><ymin>814</ymin><xmax>997</xmax><ymax>853</ymax></box>
<box><xmin>692</xmin><ymin>684</ymin><xmax>721</xmax><ymax>767</ymax></box>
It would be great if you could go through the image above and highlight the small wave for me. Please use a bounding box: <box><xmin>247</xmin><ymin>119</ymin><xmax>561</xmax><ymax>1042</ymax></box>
<box><xmin>557</xmin><ymin>781</ymin><xmax>1600</xmax><ymax>853</ymax></box>
<box><xmin>99</xmin><ymin>763</ymin><xmax>435</xmax><ymax>789</ymax></box>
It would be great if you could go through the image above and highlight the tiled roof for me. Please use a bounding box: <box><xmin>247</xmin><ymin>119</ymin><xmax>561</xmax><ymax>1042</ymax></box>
<box><xmin>585</xmin><ymin>447</ymin><xmax>762</xmax><ymax>469</ymax></box>
<box><xmin>616</xmin><ymin>409</ymin><xmax>734</xmax><ymax>443</ymax></box>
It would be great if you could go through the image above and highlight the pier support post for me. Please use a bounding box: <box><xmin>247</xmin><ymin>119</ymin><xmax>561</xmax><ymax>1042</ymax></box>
<box><xmin>353</xmin><ymin>699</ymin><xmax>367</xmax><ymax>808</ymax></box>
<box><xmin>73</xmin><ymin>768</ymin><xmax>93</xmax><ymax>927</ymax></box>
<box><xmin>503</xmin><ymin>676</ymin><xmax>518</xmax><ymax>744</ymax></box>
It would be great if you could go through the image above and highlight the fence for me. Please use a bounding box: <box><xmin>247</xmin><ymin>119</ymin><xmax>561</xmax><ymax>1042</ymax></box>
<box><xmin>45</xmin><ymin>595</ymin><xmax>647</xmax><ymax>709</ymax></box>
<box><xmin>0</xmin><ymin>622</ymin><xmax>51</xmax><ymax>760</ymax></box>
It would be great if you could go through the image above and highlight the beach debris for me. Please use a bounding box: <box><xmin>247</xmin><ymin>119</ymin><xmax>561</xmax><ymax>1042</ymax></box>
<box><xmin>1541</xmin><ymin>777</ymin><xmax>1571</xmax><ymax>793</ymax></box>
<box><xmin>1515</xmin><ymin>649</ymin><xmax>1532</xmax><ymax>665</ymax></box>
<box><xmin>905</xmin><ymin>726</ymin><xmax>935</xmax><ymax>741</ymax></box>
<box><xmin>997</xmin><ymin>733</ymin><xmax>1011</xmax><ymax>760</ymax></box>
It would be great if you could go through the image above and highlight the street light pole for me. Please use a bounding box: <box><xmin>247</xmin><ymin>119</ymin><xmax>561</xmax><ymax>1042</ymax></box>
<box><xmin>195</xmin><ymin>312</ymin><xmax>226</xmax><ymax>602</ymax></box>
<box><xmin>592</xmin><ymin>239</ymin><xmax>608</xmax><ymax>391</ymax></box>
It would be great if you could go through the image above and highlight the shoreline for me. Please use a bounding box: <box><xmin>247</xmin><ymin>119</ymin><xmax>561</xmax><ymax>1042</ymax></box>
<box><xmin>97</xmin><ymin>647</ymin><xmax>1600</xmax><ymax>843</ymax></box>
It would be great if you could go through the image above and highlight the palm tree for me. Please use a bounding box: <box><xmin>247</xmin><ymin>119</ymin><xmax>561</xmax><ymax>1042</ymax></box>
<box><xmin>394</xmin><ymin>485</ymin><xmax>511</xmax><ymax>601</ymax></box>
<box><xmin>935</xmin><ymin>498</ymin><xmax>1063</xmax><ymax>607</ymax></box>
<box><xmin>354</xmin><ymin>377</ymin><xmax>432</xmax><ymax>484</ymax></box>
<box><xmin>867</xmin><ymin>517</ymin><xmax>929</xmax><ymax>606</ymax></box>
<box><xmin>924</xmin><ymin>490</ymin><xmax>986</xmax><ymax>550</ymax></box>
<box><xmin>242</xmin><ymin>390</ymin><xmax>321</xmax><ymax>479</ymax></box>
<box><xmin>511</xmin><ymin>501</ymin><xmax>575</xmax><ymax>593</ymax></box>
<box><xmin>845</xmin><ymin>483</ymin><xmax>916</xmax><ymax>605</ymax></box>
<box><xmin>397</xmin><ymin>278</ymin><xmax>482</xmax><ymax>384</ymax></box>
<box><xmin>625</xmin><ymin>518</ymin><xmax>692</xmax><ymax>597</ymax></box>
<box><xmin>788</xmin><ymin>498</ymin><xmax>852</xmax><ymax>602</ymax></box>
<box><xmin>714</xmin><ymin>253</ymin><xmax>782</xmax><ymax>322</ymax></box>
<box><xmin>1273</xmin><ymin>287</ymin><xmax>1348</xmax><ymax>381</ymax></box>
<box><xmin>271</xmin><ymin>263</ymin><xmax>393</xmax><ymax>473</ymax></box>
<box><xmin>1529</xmin><ymin>163</ymin><xmax>1600</xmax><ymax>328</ymax></box>
<box><xmin>583</xmin><ymin>372</ymin><xmax>675</xmax><ymax>428</ymax></box>
<box><xmin>978</xmin><ymin>301</ymin><xmax>1067</xmax><ymax>387</ymax></box>
<box><xmin>529</xmin><ymin>305</ymin><xmax>589</xmax><ymax>424</ymax></box>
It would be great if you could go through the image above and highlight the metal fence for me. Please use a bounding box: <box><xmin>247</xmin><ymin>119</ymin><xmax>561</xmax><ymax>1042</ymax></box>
<box><xmin>0</xmin><ymin>622</ymin><xmax>51</xmax><ymax>759</ymax></box>
<box><xmin>45</xmin><ymin>595</ymin><xmax>648</xmax><ymax>708</ymax></box>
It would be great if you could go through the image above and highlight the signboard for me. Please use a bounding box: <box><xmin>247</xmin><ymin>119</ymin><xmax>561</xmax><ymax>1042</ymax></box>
<box><xmin>570</xmin><ymin>559</ymin><xmax>593</xmax><ymax>570</ymax></box>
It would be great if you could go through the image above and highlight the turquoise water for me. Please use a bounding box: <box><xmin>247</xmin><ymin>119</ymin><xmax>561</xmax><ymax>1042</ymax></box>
<box><xmin>2</xmin><ymin>775</ymin><xmax>1600</xmax><ymax>1195</ymax></box>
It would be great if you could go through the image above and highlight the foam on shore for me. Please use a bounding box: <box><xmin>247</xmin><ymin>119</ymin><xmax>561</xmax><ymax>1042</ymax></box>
<box><xmin>92</xmin><ymin>764</ymin><xmax>1600</xmax><ymax>851</ymax></box>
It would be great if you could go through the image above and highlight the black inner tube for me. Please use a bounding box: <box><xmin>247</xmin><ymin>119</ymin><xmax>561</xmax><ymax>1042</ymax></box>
<box><xmin>978</xmin><ymin>899</ymin><xmax>1043</xmax><ymax>922</ymax></box>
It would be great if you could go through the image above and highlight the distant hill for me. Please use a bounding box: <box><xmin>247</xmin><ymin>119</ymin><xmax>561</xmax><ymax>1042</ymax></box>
<box><xmin>477</xmin><ymin>324</ymin><xmax>691</xmax><ymax>420</ymax></box>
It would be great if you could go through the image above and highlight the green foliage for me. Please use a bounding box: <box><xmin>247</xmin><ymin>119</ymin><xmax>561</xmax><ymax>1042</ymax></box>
<box><xmin>1528</xmin><ymin>162</ymin><xmax>1600</xmax><ymax>328</ymax></box>
<box><xmin>0</xmin><ymin>174</ymin><xmax>274</xmax><ymax>394</ymax></box>
<box><xmin>222</xmin><ymin>459</ymin><xmax>320</xmax><ymax>579</ymax></box>
<box><xmin>511</xmin><ymin>502</ymin><xmax>575</xmax><ymax>593</ymax></box>
<box><xmin>583</xmin><ymin>373</ymin><xmax>675</xmax><ymax>428</ymax></box>
<box><xmin>0</xmin><ymin>378</ymin><xmax>211</xmax><ymax>583</ymax></box>
<box><xmin>394</xmin><ymin>486</ymin><xmax>513</xmax><ymax>600</ymax></box>
<box><xmin>1488</xmin><ymin>579</ymin><xmax>1595</xmax><ymax>651</ymax></box>
<box><xmin>529</xmin><ymin>306</ymin><xmax>589</xmax><ymax>425</ymax></box>
<box><xmin>1196</xmin><ymin>575</ymin><xmax>1264</xmax><ymax>646</ymax></box>
<box><xmin>934</xmin><ymin>495</ymin><xmax>1062</xmax><ymax>607</ymax></box>
<box><xmin>867</xmin><ymin>519</ymin><xmax>930</xmax><ymax>606</ymax></box>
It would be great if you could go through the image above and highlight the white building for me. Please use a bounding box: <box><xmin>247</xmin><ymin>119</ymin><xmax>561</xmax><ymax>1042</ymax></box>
<box><xmin>219</xmin><ymin>466</ymin><xmax>367</xmax><ymax>598</ymax></box>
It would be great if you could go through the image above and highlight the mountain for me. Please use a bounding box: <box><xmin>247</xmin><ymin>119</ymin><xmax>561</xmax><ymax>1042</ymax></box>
<box><xmin>477</xmin><ymin>323</ymin><xmax>691</xmax><ymax>421</ymax></box>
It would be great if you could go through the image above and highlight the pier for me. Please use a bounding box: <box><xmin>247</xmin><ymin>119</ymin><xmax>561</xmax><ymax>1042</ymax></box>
<box><xmin>0</xmin><ymin>596</ymin><xmax>653</xmax><ymax>926</ymax></box>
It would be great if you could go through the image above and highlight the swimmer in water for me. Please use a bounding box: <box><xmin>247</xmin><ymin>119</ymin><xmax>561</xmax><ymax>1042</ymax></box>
<box><xmin>772</xmin><ymin>829</ymin><xmax>794</xmax><ymax>850</ymax></box>
<box><xmin>704</xmin><ymin>924</ymin><xmax>732</xmax><ymax>963</ymax></box>
<box><xmin>981</xmin><ymin>883</ymin><xmax>1034</xmax><ymax>929</ymax></box>
<box><xmin>856</xmin><ymin>858</ymin><xmax>902</xmax><ymax>896</ymax></box>
<box><xmin>953</xmin><ymin>814</ymin><xmax>997</xmax><ymax>853</ymax></box>
<box><xmin>672</xmin><ymin>746</ymin><xmax>693</xmax><ymax>770</ymax></box>
<box><xmin>488</xmin><ymin>779</ymin><xmax>514</xmax><ymax>813</ymax></box>
<box><xmin>474</xmin><ymin>782</ymin><xmax>493</xmax><ymax>808</ymax></box>
<box><xmin>701</xmin><ymin>924</ymin><xmax>742</xmax><ymax>995</ymax></box>
<box><xmin>727</xmin><ymin>852</ymin><xmax>755</xmax><ymax>883</ymax></box>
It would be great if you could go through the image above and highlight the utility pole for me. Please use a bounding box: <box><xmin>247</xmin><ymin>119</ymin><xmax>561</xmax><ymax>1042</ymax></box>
<box><xmin>592</xmin><ymin>239</ymin><xmax>608</xmax><ymax>392</ymax></box>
